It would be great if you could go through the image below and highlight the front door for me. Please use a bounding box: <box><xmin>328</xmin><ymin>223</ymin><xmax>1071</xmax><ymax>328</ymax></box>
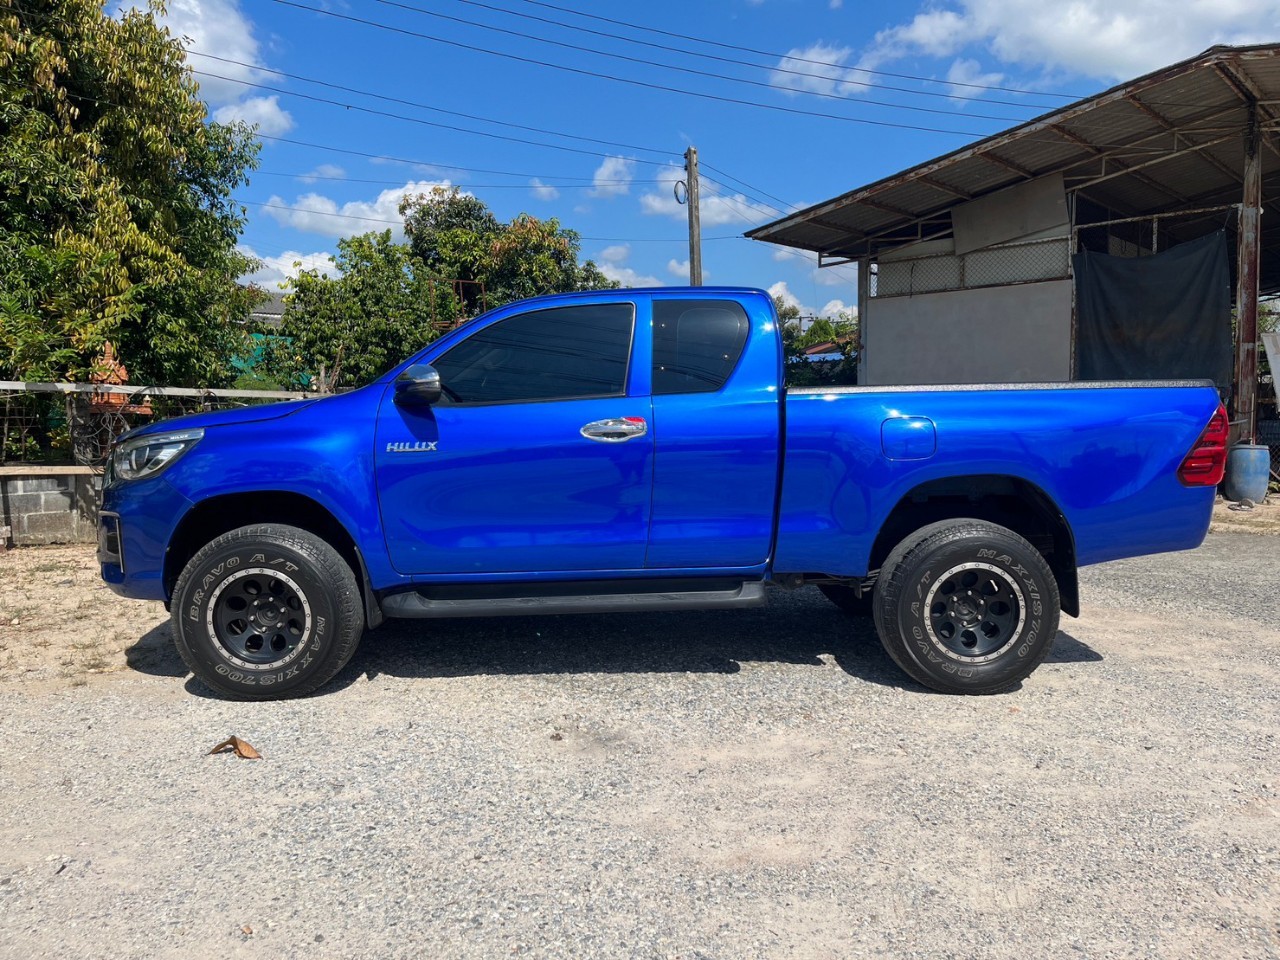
<box><xmin>375</xmin><ymin>300</ymin><xmax>653</xmax><ymax>575</ymax></box>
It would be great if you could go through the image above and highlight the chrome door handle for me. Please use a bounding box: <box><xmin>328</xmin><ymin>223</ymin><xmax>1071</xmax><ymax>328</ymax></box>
<box><xmin>580</xmin><ymin>417</ymin><xmax>648</xmax><ymax>442</ymax></box>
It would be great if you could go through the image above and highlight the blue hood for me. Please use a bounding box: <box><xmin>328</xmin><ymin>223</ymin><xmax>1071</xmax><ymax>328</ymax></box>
<box><xmin>128</xmin><ymin>397</ymin><xmax>320</xmax><ymax>438</ymax></box>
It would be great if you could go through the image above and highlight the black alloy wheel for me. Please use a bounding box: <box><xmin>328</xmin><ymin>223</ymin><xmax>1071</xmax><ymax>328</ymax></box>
<box><xmin>171</xmin><ymin>524</ymin><xmax>364</xmax><ymax>700</ymax></box>
<box><xmin>924</xmin><ymin>562</ymin><xmax>1025</xmax><ymax>663</ymax></box>
<box><xmin>210</xmin><ymin>568</ymin><xmax>310</xmax><ymax>668</ymax></box>
<box><xmin>873</xmin><ymin>518</ymin><xmax>1060</xmax><ymax>694</ymax></box>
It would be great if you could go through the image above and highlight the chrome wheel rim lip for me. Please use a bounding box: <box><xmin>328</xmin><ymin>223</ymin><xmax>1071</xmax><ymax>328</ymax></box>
<box><xmin>922</xmin><ymin>561</ymin><xmax>1026</xmax><ymax>664</ymax></box>
<box><xmin>206</xmin><ymin>567</ymin><xmax>313</xmax><ymax>672</ymax></box>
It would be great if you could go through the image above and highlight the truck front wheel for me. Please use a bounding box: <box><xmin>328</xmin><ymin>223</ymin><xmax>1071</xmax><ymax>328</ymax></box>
<box><xmin>170</xmin><ymin>524</ymin><xmax>364</xmax><ymax>700</ymax></box>
<box><xmin>873</xmin><ymin>519</ymin><xmax>1060</xmax><ymax>694</ymax></box>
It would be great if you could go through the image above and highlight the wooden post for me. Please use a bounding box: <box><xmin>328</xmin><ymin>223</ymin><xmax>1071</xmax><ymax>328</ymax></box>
<box><xmin>857</xmin><ymin>257</ymin><xmax>870</xmax><ymax>384</ymax></box>
<box><xmin>1235</xmin><ymin>101</ymin><xmax>1262</xmax><ymax>441</ymax></box>
<box><xmin>684</xmin><ymin>146</ymin><xmax>702</xmax><ymax>286</ymax></box>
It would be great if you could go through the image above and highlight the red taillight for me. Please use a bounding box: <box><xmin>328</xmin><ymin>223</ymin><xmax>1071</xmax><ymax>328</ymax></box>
<box><xmin>1178</xmin><ymin>403</ymin><xmax>1229</xmax><ymax>486</ymax></box>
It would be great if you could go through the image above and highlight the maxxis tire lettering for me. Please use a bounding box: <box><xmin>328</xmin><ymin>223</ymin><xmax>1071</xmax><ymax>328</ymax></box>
<box><xmin>872</xmin><ymin>518</ymin><xmax>1061</xmax><ymax>695</ymax></box>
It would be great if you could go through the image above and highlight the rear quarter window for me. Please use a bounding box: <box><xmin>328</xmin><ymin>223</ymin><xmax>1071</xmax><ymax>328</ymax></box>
<box><xmin>652</xmin><ymin>299</ymin><xmax>750</xmax><ymax>395</ymax></box>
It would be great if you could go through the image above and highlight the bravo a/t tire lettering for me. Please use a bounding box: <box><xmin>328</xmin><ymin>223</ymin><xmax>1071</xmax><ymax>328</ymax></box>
<box><xmin>170</xmin><ymin>524</ymin><xmax>363</xmax><ymax>701</ymax></box>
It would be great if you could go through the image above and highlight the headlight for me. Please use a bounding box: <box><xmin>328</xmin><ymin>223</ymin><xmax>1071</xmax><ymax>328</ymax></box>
<box><xmin>109</xmin><ymin>429</ymin><xmax>204</xmax><ymax>483</ymax></box>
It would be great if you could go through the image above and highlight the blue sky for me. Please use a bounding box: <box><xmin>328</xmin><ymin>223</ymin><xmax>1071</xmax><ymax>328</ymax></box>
<box><xmin>160</xmin><ymin>0</ymin><xmax>1280</xmax><ymax>317</ymax></box>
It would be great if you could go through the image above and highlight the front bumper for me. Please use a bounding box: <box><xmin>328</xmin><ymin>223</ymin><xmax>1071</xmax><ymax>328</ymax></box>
<box><xmin>98</xmin><ymin>477</ymin><xmax>194</xmax><ymax>601</ymax></box>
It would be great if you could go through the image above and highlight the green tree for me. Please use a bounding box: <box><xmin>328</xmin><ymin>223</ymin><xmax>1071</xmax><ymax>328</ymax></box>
<box><xmin>0</xmin><ymin>0</ymin><xmax>260</xmax><ymax>385</ymax></box>
<box><xmin>400</xmin><ymin>187</ymin><xmax>616</xmax><ymax>315</ymax></box>
<box><xmin>774</xmin><ymin>296</ymin><xmax>859</xmax><ymax>387</ymax></box>
<box><xmin>278</xmin><ymin>232</ymin><xmax>460</xmax><ymax>392</ymax></box>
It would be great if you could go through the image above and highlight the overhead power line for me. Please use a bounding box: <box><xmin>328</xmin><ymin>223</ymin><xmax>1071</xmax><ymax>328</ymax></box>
<box><xmin>700</xmin><ymin>163</ymin><xmax>794</xmax><ymax>213</ymax></box>
<box><xmin>265</xmin><ymin>1</ymin><xmax>1205</xmax><ymax>150</ymax></box>
<box><xmin>265</xmin><ymin>0</ymin><xmax>1008</xmax><ymax>138</ymax></box>
<box><xmin>186</xmin><ymin>53</ymin><xmax>799</xmax><ymax>214</ymax></box>
<box><xmin>191</xmin><ymin>67</ymin><xmax>682</xmax><ymax>167</ymax></box>
<box><xmin>257</xmin><ymin>135</ymin><xmax>635</xmax><ymax>182</ymax></box>
<box><xmin>253</xmin><ymin>170</ymin><xmax>662</xmax><ymax>188</ymax></box>
<box><xmin>364</xmin><ymin>0</ymin><xmax>1032</xmax><ymax>123</ymax></box>
<box><xmin>417</xmin><ymin>0</ymin><xmax>1065</xmax><ymax>111</ymax></box>
<box><xmin>186</xmin><ymin>50</ymin><xmax>675</xmax><ymax>160</ymax></box>
<box><xmin>500</xmin><ymin>0</ymin><xmax>1087</xmax><ymax>100</ymax></box>
<box><xmin>257</xmin><ymin>135</ymin><xmax>796</xmax><ymax>217</ymax></box>
<box><xmin>243</xmin><ymin>199</ymin><xmax>746</xmax><ymax>242</ymax></box>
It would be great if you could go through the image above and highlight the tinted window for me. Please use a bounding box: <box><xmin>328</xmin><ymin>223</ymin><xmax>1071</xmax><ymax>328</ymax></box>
<box><xmin>433</xmin><ymin>303</ymin><xmax>634</xmax><ymax>404</ymax></box>
<box><xmin>652</xmin><ymin>300</ymin><xmax>750</xmax><ymax>395</ymax></box>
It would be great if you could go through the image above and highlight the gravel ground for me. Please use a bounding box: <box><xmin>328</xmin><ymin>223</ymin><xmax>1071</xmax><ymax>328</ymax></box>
<box><xmin>0</xmin><ymin>532</ymin><xmax>1278</xmax><ymax>959</ymax></box>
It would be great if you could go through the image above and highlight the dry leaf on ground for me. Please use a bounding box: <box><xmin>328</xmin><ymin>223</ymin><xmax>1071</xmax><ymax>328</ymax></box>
<box><xmin>208</xmin><ymin>736</ymin><xmax>262</xmax><ymax>760</ymax></box>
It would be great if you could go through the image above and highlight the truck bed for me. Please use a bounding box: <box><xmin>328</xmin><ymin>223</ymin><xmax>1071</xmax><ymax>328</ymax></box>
<box><xmin>776</xmin><ymin>380</ymin><xmax>1221</xmax><ymax>577</ymax></box>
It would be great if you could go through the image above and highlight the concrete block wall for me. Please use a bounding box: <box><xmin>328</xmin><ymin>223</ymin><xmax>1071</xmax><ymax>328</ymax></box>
<box><xmin>1</xmin><ymin>472</ymin><xmax>101</xmax><ymax>546</ymax></box>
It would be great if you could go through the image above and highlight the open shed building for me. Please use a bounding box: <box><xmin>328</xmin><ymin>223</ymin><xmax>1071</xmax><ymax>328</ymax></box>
<box><xmin>747</xmin><ymin>44</ymin><xmax>1280</xmax><ymax>442</ymax></box>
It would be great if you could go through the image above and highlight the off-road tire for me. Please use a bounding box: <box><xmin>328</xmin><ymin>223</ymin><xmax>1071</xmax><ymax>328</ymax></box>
<box><xmin>171</xmin><ymin>524</ymin><xmax>363</xmax><ymax>700</ymax></box>
<box><xmin>818</xmin><ymin>583</ymin><xmax>874</xmax><ymax>617</ymax></box>
<box><xmin>872</xmin><ymin>519</ymin><xmax>1060</xmax><ymax>694</ymax></box>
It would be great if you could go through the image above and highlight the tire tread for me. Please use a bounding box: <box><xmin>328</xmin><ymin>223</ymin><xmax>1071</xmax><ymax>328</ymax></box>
<box><xmin>170</xmin><ymin>523</ymin><xmax>363</xmax><ymax>701</ymax></box>
<box><xmin>873</xmin><ymin>519</ymin><xmax>1060</xmax><ymax>694</ymax></box>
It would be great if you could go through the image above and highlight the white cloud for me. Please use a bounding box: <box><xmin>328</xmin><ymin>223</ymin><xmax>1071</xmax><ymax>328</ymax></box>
<box><xmin>299</xmin><ymin>164</ymin><xmax>345</xmax><ymax>184</ymax></box>
<box><xmin>767</xmin><ymin>281</ymin><xmax>855</xmax><ymax>319</ymax></box>
<box><xmin>769</xmin><ymin>245</ymin><xmax>859</xmax><ymax>288</ymax></box>
<box><xmin>529</xmin><ymin>178</ymin><xmax>561</xmax><ymax>201</ymax></box>
<box><xmin>830</xmin><ymin>0</ymin><xmax>843</xmax><ymax>7</ymax></box>
<box><xmin>770</xmin><ymin>42</ymin><xmax>873</xmax><ymax>97</ymax></box>
<box><xmin>665</xmin><ymin>258</ymin><xmax>710</xmax><ymax>281</ymax></box>
<box><xmin>263</xmin><ymin>180</ymin><xmax>459</xmax><ymax>238</ymax></box>
<box><xmin>239</xmin><ymin>245</ymin><xmax>337</xmax><ymax>287</ymax></box>
<box><xmin>212</xmin><ymin>95</ymin><xmax>293</xmax><ymax>135</ymax></box>
<box><xmin>144</xmin><ymin>0</ymin><xmax>308</xmax><ymax>135</ymax></box>
<box><xmin>589</xmin><ymin>156</ymin><xmax>635</xmax><ymax>198</ymax></box>
<box><xmin>945</xmin><ymin>58</ymin><xmax>1007</xmax><ymax>104</ymax></box>
<box><xmin>813</xmin><ymin>265</ymin><xmax>852</xmax><ymax>287</ymax></box>
<box><xmin>640</xmin><ymin>165</ymin><xmax>777</xmax><ymax>228</ymax></box>
<box><xmin>859</xmin><ymin>0</ymin><xmax>1280</xmax><ymax>81</ymax></box>
<box><xmin>600</xmin><ymin>263</ymin><xmax>662</xmax><ymax>287</ymax></box>
<box><xmin>151</xmin><ymin>0</ymin><xmax>265</xmax><ymax>105</ymax></box>
<box><xmin>595</xmin><ymin>245</ymin><xmax>660</xmax><ymax>287</ymax></box>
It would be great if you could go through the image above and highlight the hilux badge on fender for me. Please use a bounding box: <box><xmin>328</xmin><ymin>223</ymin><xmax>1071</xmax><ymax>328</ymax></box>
<box><xmin>386</xmin><ymin>441</ymin><xmax>438</xmax><ymax>453</ymax></box>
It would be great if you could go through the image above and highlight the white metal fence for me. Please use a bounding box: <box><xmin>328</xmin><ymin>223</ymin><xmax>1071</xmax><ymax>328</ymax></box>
<box><xmin>0</xmin><ymin>382</ymin><xmax>314</xmax><ymax>467</ymax></box>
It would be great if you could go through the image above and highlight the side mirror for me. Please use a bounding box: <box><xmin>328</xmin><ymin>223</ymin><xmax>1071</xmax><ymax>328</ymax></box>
<box><xmin>394</xmin><ymin>363</ymin><xmax>443</xmax><ymax>407</ymax></box>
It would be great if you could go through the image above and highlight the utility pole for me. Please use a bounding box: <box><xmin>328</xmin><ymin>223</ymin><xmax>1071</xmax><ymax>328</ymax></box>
<box><xmin>684</xmin><ymin>146</ymin><xmax>702</xmax><ymax>286</ymax></box>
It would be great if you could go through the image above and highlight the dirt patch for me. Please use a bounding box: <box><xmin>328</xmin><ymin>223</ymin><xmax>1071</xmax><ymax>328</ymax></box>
<box><xmin>0</xmin><ymin>544</ymin><xmax>169</xmax><ymax>686</ymax></box>
<box><xmin>1210</xmin><ymin>495</ymin><xmax>1280</xmax><ymax>535</ymax></box>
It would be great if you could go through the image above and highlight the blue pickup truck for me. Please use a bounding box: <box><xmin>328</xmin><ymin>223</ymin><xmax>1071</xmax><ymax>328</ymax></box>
<box><xmin>98</xmin><ymin>287</ymin><xmax>1228</xmax><ymax>699</ymax></box>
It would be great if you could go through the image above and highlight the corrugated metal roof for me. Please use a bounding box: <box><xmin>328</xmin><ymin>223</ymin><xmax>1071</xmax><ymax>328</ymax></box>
<box><xmin>747</xmin><ymin>44</ymin><xmax>1280</xmax><ymax>291</ymax></box>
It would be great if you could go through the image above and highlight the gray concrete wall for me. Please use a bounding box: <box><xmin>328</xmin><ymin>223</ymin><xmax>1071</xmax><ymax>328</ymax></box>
<box><xmin>1</xmin><ymin>472</ymin><xmax>100</xmax><ymax>546</ymax></box>
<box><xmin>862</xmin><ymin>279</ymin><xmax>1073</xmax><ymax>386</ymax></box>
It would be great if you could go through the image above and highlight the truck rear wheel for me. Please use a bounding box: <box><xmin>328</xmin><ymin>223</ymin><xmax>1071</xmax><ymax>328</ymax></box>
<box><xmin>873</xmin><ymin>519</ymin><xmax>1060</xmax><ymax>694</ymax></box>
<box><xmin>171</xmin><ymin>524</ymin><xmax>363</xmax><ymax>700</ymax></box>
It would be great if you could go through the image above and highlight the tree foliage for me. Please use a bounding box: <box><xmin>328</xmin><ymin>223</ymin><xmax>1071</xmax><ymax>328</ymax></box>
<box><xmin>277</xmin><ymin>232</ymin><xmax>462</xmax><ymax>392</ymax></box>
<box><xmin>774</xmin><ymin>295</ymin><xmax>860</xmax><ymax>387</ymax></box>
<box><xmin>0</xmin><ymin>0</ymin><xmax>260</xmax><ymax>384</ymax></box>
<box><xmin>401</xmin><ymin>187</ymin><xmax>617</xmax><ymax>316</ymax></box>
<box><xmin>273</xmin><ymin>190</ymin><xmax>621</xmax><ymax>390</ymax></box>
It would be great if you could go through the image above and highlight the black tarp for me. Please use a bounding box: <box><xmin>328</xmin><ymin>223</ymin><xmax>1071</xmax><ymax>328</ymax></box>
<box><xmin>1073</xmin><ymin>230</ymin><xmax>1232</xmax><ymax>397</ymax></box>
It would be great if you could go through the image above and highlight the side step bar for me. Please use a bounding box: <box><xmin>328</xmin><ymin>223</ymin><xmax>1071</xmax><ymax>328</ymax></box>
<box><xmin>380</xmin><ymin>581</ymin><xmax>766</xmax><ymax>619</ymax></box>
